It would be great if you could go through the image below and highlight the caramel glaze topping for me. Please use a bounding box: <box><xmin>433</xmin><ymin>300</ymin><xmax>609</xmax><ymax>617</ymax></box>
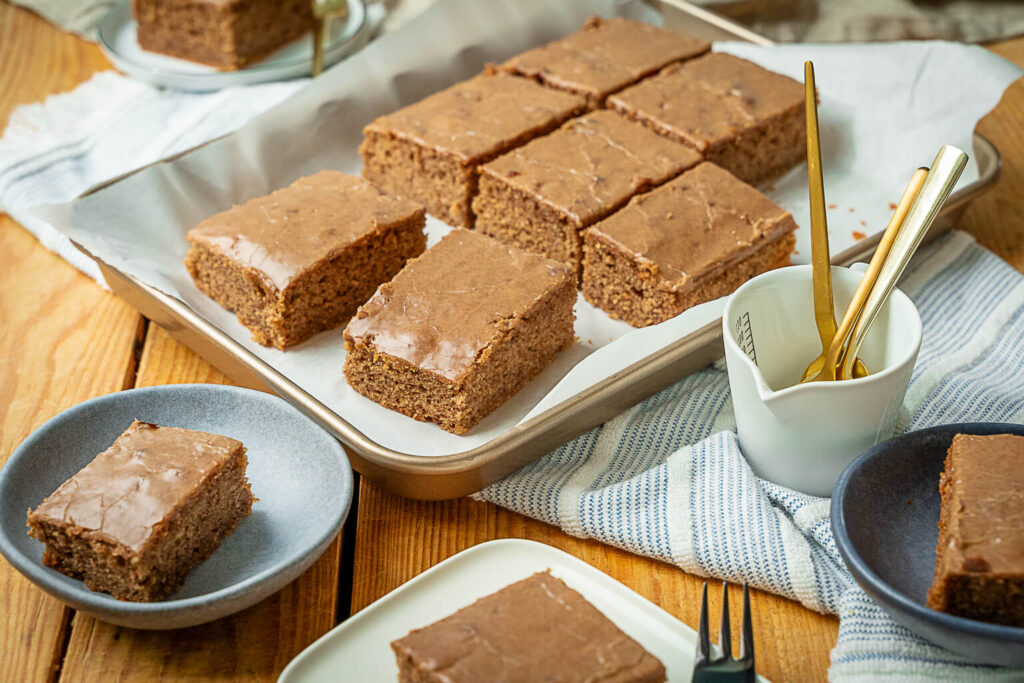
<box><xmin>480</xmin><ymin>110</ymin><xmax>700</xmax><ymax>226</ymax></box>
<box><xmin>392</xmin><ymin>572</ymin><xmax>665</xmax><ymax>682</ymax></box>
<box><xmin>29</xmin><ymin>421</ymin><xmax>243</xmax><ymax>552</ymax></box>
<box><xmin>362</xmin><ymin>71</ymin><xmax>585</xmax><ymax>164</ymax></box>
<box><xmin>587</xmin><ymin>162</ymin><xmax>796</xmax><ymax>292</ymax></box>
<box><xmin>344</xmin><ymin>230</ymin><xmax>573</xmax><ymax>382</ymax></box>
<box><xmin>609</xmin><ymin>52</ymin><xmax>804</xmax><ymax>152</ymax></box>
<box><xmin>186</xmin><ymin>170</ymin><xmax>424</xmax><ymax>293</ymax></box>
<box><xmin>503</xmin><ymin>16</ymin><xmax>709</xmax><ymax>101</ymax></box>
<box><xmin>940</xmin><ymin>433</ymin><xmax>1024</xmax><ymax>575</ymax></box>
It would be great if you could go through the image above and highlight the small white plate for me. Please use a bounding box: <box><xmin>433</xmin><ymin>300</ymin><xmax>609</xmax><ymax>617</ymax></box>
<box><xmin>97</xmin><ymin>0</ymin><xmax>370</xmax><ymax>91</ymax></box>
<box><xmin>279</xmin><ymin>538</ymin><xmax>769</xmax><ymax>682</ymax></box>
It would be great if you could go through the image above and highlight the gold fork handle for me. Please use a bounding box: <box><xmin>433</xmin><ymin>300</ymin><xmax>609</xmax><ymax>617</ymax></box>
<box><xmin>311</xmin><ymin>0</ymin><xmax>350</xmax><ymax>77</ymax></box>
<box><xmin>826</xmin><ymin>167</ymin><xmax>927</xmax><ymax>375</ymax></box>
<box><xmin>842</xmin><ymin>145</ymin><xmax>968</xmax><ymax>378</ymax></box>
<box><xmin>805</xmin><ymin>62</ymin><xmax>837</xmax><ymax>352</ymax></box>
<box><xmin>312</xmin><ymin>17</ymin><xmax>325</xmax><ymax>77</ymax></box>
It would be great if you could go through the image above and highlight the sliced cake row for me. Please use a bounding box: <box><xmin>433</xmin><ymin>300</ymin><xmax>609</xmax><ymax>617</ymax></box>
<box><xmin>360</xmin><ymin>17</ymin><xmax>804</xmax><ymax>274</ymax></box>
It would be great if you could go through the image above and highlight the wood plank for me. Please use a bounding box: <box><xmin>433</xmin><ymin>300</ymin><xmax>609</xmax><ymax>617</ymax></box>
<box><xmin>960</xmin><ymin>36</ymin><xmax>1024</xmax><ymax>272</ymax></box>
<box><xmin>132</xmin><ymin>324</ymin><xmax>265</xmax><ymax>391</ymax></box>
<box><xmin>0</xmin><ymin>217</ymin><xmax>143</xmax><ymax>683</ymax></box>
<box><xmin>0</xmin><ymin>5</ymin><xmax>141</xmax><ymax>681</ymax></box>
<box><xmin>58</xmin><ymin>325</ymin><xmax>343</xmax><ymax>682</ymax></box>
<box><xmin>351</xmin><ymin>482</ymin><xmax>838</xmax><ymax>682</ymax></box>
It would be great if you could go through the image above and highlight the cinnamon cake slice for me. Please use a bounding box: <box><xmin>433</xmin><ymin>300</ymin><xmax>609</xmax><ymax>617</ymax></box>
<box><xmin>360</xmin><ymin>70</ymin><xmax>586</xmax><ymax>228</ymax></box>
<box><xmin>133</xmin><ymin>0</ymin><xmax>314</xmax><ymax>70</ymax></box>
<box><xmin>473</xmin><ymin>110</ymin><xmax>701</xmax><ymax>275</ymax></box>
<box><xmin>608</xmin><ymin>52</ymin><xmax>805</xmax><ymax>185</ymax></box>
<box><xmin>27</xmin><ymin>421</ymin><xmax>254</xmax><ymax>602</ymax></box>
<box><xmin>582</xmin><ymin>162</ymin><xmax>796</xmax><ymax>327</ymax></box>
<box><xmin>392</xmin><ymin>572</ymin><xmax>666</xmax><ymax>683</ymax></box>
<box><xmin>927</xmin><ymin>433</ymin><xmax>1024</xmax><ymax>626</ymax></box>
<box><xmin>185</xmin><ymin>170</ymin><xmax>426</xmax><ymax>350</ymax></box>
<box><xmin>500</xmin><ymin>16</ymin><xmax>709</xmax><ymax>107</ymax></box>
<box><xmin>343</xmin><ymin>230</ymin><xmax>575</xmax><ymax>435</ymax></box>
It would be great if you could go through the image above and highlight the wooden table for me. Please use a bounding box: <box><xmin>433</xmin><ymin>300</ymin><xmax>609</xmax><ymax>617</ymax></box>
<box><xmin>2</xmin><ymin>3</ymin><xmax>1023</xmax><ymax>680</ymax></box>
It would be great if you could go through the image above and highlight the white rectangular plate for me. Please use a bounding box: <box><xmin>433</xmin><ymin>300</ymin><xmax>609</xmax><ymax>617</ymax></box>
<box><xmin>278</xmin><ymin>539</ymin><xmax>769</xmax><ymax>682</ymax></box>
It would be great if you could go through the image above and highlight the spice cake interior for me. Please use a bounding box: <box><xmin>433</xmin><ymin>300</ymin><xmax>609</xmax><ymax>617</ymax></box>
<box><xmin>185</xmin><ymin>171</ymin><xmax>426</xmax><ymax>350</ymax></box>
<box><xmin>27</xmin><ymin>421</ymin><xmax>255</xmax><ymax>602</ymax></box>
<box><xmin>927</xmin><ymin>433</ymin><xmax>1024</xmax><ymax>626</ymax></box>
<box><xmin>343</xmin><ymin>230</ymin><xmax>576</xmax><ymax>434</ymax></box>
<box><xmin>133</xmin><ymin>0</ymin><xmax>314</xmax><ymax>71</ymax></box>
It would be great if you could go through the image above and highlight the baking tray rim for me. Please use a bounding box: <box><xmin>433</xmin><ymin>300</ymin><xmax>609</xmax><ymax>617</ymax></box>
<box><xmin>70</xmin><ymin>0</ymin><xmax>1004</xmax><ymax>498</ymax></box>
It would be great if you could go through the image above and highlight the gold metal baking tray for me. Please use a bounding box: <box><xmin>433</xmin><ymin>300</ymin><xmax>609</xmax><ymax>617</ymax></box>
<box><xmin>75</xmin><ymin>0</ymin><xmax>1002</xmax><ymax>499</ymax></box>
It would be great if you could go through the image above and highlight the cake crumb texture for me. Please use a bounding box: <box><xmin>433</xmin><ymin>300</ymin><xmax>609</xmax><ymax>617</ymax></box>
<box><xmin>344</xmin><ymin>230</ymin><xmax>575</xmax><ymax>434</ymax></box>
<box><xmin>27</xmin><ymin>420</ymin><xmax>255</xmax><ymax>602</ymax></box>
<box><xmin>185</xmin><ymin>170</ymin><xmax>426</xmax><ymax>350</ymax></box>
<box><xmin>133</xmin><ymin>0</ymin><xmax>313</xmax><ymax>71</ymax></box>
<box><xmin>927</xmin><ymin>433</ymin><xmax>1024</xmax><ymax>626</ymax></box>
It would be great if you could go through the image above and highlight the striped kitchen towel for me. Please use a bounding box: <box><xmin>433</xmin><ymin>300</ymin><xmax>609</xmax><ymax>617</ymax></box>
<box><xmin>477</xmin><ymin>230</ymin><xmax>1024</xmax><ymax>682</ymax></box>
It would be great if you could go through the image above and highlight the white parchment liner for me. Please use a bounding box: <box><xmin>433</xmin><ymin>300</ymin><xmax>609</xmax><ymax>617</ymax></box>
<box><xmin>37</xmin><ymin>0</ymin><xmax>1022</xmax><ymax>456</ymax></box>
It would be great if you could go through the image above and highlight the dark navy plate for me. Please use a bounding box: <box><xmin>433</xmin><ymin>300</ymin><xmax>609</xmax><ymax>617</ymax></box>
<box><xmin>832</xmin><ymin>422</ymin><xmax>1024</xmax><ymax>667</ymax></box>
<box><xmin>0</xmin><ymin>384</ymin><xmax>352</xmax><ymax>629</ymax></box>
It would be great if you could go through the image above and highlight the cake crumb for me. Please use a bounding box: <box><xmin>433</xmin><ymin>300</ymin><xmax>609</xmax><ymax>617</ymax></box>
<box><xmin>852</xmin><ymin>231</ymin><xmax>867</xmax><ymax>240</ymax></box>
<box><xmin>889</xmin><ymin>202</ymin><xmax>898</xmax><ymax>210</ymax></box>
<box><xmin>828</xmin><ymin>203</ymin><xmax>838</xmax><ymax>210</ymax></box>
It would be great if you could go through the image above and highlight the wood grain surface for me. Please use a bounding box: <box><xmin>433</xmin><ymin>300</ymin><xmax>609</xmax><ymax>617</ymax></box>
<box><xmin>1</xmin><ymin>1</ymin><xmax>1023</xmax><ymax>681</ymax></box>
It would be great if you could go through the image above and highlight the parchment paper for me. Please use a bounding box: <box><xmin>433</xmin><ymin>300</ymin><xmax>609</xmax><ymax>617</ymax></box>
<box><xmin>39</xmin><ymin>0</ymin><xmax>1022</xmax><ymax>456</ymax></box>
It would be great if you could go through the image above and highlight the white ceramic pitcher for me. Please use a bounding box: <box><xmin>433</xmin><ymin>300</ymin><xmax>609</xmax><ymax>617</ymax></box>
<box><xmin>722</xmin><ymin>265</ymin><xmax>922</xmax><ymax>497</ymax></box>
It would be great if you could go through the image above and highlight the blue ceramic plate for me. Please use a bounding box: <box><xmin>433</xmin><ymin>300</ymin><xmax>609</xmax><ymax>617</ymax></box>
<box><xmin>832</xmin><ymin>422</ymin><xmax>1024</xmax><ymax>667</ymax></box>
<box><xmin>0</xmin><ymin>384</ymin><xmax>352</xmax><ymax>629</ymax></box>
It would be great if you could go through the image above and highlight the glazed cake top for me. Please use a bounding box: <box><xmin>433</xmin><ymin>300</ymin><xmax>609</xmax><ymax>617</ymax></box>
<box><xmin>344</xmin><ymin>230</ymin><xmax>572</xmax><ymax>381</ymax></box>
<box><xmin>609</xmin><ymin>52</ymin><xmax>804</xmax><ymax>152</ymax></box>
<box><xmin>587</xmin><ymin>162</ymin><xmax>796</xmax><ymax>292</ymax></box>
<box><xmin>480</xmin><ymin>110</ymin><xmax>700</xmax><ymax>226</ymax></box>
<box><xmin>362</xmin><ymin>71</ymin><xmax>586</xmax><ymax>164</ymax></box>
<box><xmin>186</xmin><ymin>171</ymin><xmax>424</xmax><ymax>291</ymax></box>
<box><xmin>29</xmin><ymin>421</ymin><xmax>243</xmax><ymax>551</ymax></box>
<box><xmin>938</xmin><ymin>433</ymin><xmax>1024</xmax><ymax>576</ymax></box>
<box><xmin>391</xmin><ymin>572</ymin><xmax>665</xmax><ymax>682</ymax></box>
<box><xmin>503</xmin><ymin>16</ymin><xmax>709</xmax><ymax>102</ymax></box>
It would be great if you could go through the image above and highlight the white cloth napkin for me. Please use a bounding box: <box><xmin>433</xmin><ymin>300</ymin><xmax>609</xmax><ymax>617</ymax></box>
<box><xmin>0</xmin><ymin>0</ymin><xmax>420</xmax><ymax>285</ymax></box>
<box><xmin>478</xmin><ymin>230</ymin><xmax>1024</xmax><ymax>681</ymax></box>
<box><xmin>0</xmin><ymin>72</ymin><xmax>304</xmax><ymax>285</ymax></box>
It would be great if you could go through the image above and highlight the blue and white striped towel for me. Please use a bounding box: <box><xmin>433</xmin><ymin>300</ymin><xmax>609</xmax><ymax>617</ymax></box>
<box><xmin>478</xmin><ymin>230</ymin><xmax>1024</xmax><ymax>682</ymax></box>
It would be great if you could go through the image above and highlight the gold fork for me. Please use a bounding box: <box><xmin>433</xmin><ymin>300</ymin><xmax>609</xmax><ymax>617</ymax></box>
<box><xmin>312</xmin><ymin>0</ymin><xmax>350</xmax><ymax>77</ymax></box>
<box><xmin>802</xmin><ymin>61</ymin><xmax>869</xmax><ymax>382</ymax></box>
<box><xmin>801</xmin><ymin>168</ymin><xmax>926</xmax><ymax>383</ymax></box>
